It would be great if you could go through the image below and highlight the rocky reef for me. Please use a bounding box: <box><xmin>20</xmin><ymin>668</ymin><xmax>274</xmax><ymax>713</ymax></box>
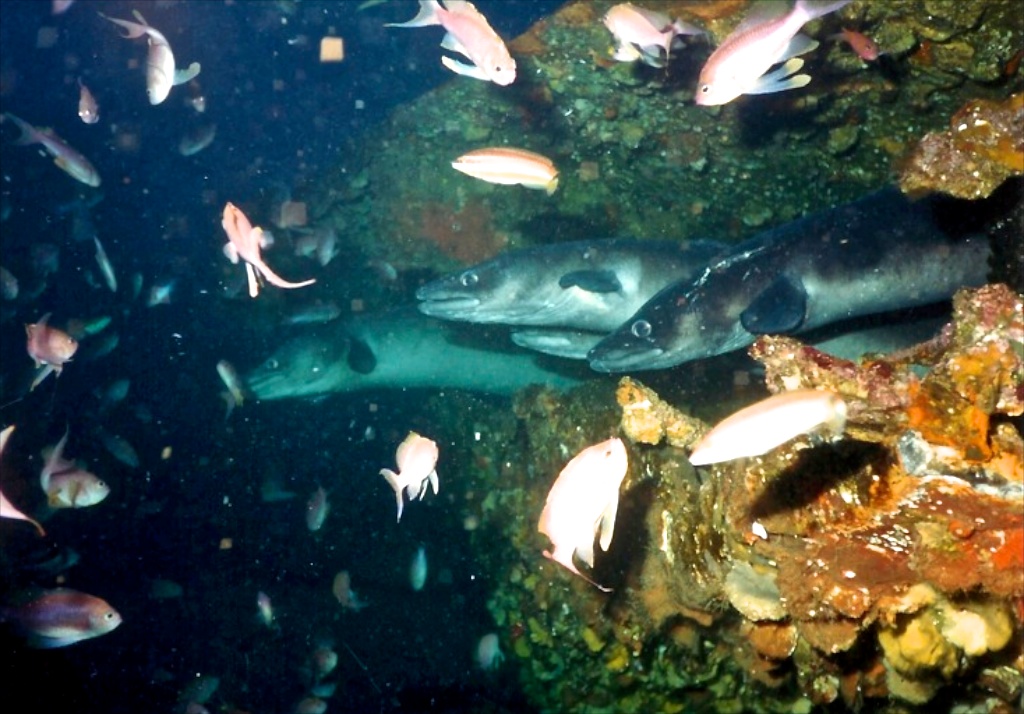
<box><xmin>450</xmin><ymin>283</ymin><xmax>1022</xmax><ymax>714</ymax></box>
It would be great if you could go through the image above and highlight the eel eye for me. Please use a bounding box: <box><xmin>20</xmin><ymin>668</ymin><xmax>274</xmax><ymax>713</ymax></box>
<box><xmin>460</xmin><ymin>271</ymin><xmax>479</xmax><ymax>287</ymax></box>
<box><xmin>631</xmin><ymin>320</ymin><xmax>652</xmax><ymax>339</ymax></box>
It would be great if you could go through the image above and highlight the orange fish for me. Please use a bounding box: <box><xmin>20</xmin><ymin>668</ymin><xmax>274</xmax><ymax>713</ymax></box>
<box><xmin>538</xmin><ymin>437</ymin><xmax>628</xmax><ymax>591</ymax></box>
<box><xmin>451</xmin><ymin>147</ymin><xmax>559</xmax><ymax>194</ymax></box>
<box><xmin>221</xmin><ymin>202</ymin><xmax>315</xmax><ymax>298</ymax></box>
<box><xmin>25</xmin><ymin>313</ymin><xmax>78</xmax><ymax>390</ymax></box>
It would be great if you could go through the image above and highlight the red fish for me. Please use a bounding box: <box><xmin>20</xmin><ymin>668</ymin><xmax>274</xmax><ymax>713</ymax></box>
<box><xmin>25</xmin><ymin>313</ymin><xmax>78</xmax><ymax>390</ymax></box>
<box><xmin>221</xmin><ymin>202</ymin><xmax>315</xmax><ymax>298</ymax></box>
<box><xmin>833</xmin><ymin>27</ymin><xmax>880</xmax><ymax>61</ymax></box>
<box><xmin>538</xmin><ymin>437</ymin><xmax>628</xmax><ymax>591</ymax></box>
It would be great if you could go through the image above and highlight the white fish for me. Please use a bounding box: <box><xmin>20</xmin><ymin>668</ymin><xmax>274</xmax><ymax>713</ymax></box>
<box><xmin>40</xmin><ymin>430</ymin><xmax>110</xmax><ymax>508</ymax></box>
<box><xmin>409</xmin><ymin>545</ymin><xmax>428</xmax><ymax>591</ymax></box>
<box><xmin>93</xmin><ymin>236</ymin><xmax>117</xmax><ymax>292</ymax></box>
<box><xmin>537</xmin><ymin>437</ymin><xmax>628</xmax><ymax>591</ymax></box>
<box><xmin>475</xmin><ymin>632</ymin><xmax>504</xmax><ymax>671</ymax></box>
<box><xmin>216</xmin><ymin>360</ymin><xmax>247</xmax><ymax>416</ymax></box>
<box><xmin>2</xmin><ymin>112</ymin><xmax>101</xmax><ymax>187</ymax></box>
<box><xmin>379</xmin><ymin>432</ymin><xmax>439</xmax><ymax>522</ymax></box>
<box><xmin>688</xmin><ymin>388</ymin><xmax>848</xmax><ymax>465</ymax></box>
<box><xmin>386</xmin><ymin>0</ymin><xmax>516</xmax><ymax>85</ymax></box>
<box><xmin>98</xmin><ymin>10</ymin><xmax>201</xmax><ymax>105</ymax></box>
<box><xmin>602</xmin><ymin>3</ymin><xmax>703</xmax><ymax>67</ymax></box>
<box><xmin>695</xmin><ymin>0</ymin><xmax>851</xmax><ymax>106</ymax></box>
<box><xmin>0</xmin><ymin>426</ymin><xmax>46</xmax><ymax>536</ymax></box>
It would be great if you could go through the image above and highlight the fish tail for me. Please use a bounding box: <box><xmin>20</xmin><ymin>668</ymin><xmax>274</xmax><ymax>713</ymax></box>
<box><xmin>384</xmin><ymin>0</ymin><xmax>442</xmax><ymax>28</ymax></box>
<box><xmin>2</xmin><ymin>112</ymin><xmax>38</xmax><ymax>145</ymax></box>
<box><xmin>380</xmin><ymin>468</ymin><xmax>405</xmax><ymax>521</ymax></box>
<box><xmin>254</xmin><ymin>261</ymin><xmax>316</xmax><ymax>290</ymax></box>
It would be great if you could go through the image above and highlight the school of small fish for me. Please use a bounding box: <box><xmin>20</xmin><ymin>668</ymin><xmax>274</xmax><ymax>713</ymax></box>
<box><xmin>0</xmin><ymin>0</ymin><xmax>896</xmax><ymax>709</ymax></box>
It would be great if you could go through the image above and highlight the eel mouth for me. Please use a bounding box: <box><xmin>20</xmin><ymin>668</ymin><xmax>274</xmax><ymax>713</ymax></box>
<box><xmin>587</xmin><ymin>343</ymin><xmax>670</xmax><ymax>373</ymax></box>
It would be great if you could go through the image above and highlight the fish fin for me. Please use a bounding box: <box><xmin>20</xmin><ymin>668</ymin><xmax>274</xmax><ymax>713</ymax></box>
<box><xmin>576</xmin><ymin>538</ymin><xmax>596</xmax><ymax>568</ymax></box>
<box><xmin>26</xmin><ymin>633</ymin><xmax>83</xmax><ymax>649</ymax></box>
<box><xmin>440</xmin><ymin>56</ymin><xmax>489</xmax><ymax>81</ymax></box>
<box><xmin>439</xmin><ymin>32</ymin><xmax>470</xmax><ymax>60</ymax></box>
<box><xmin>777</xmin><ymin>33</ymin><xmax>819</xmax><ymax>63</ymax></box>
<box><xmin>253</xmin><ymin>260</ymin><xmax>316</xmax><ymax>291</ymax></box>
<box><xmin>744</xmin><ymin>59</ymin><xmax>810</xmax><ymax>95</ymax></box>
<box><xmin>380</xmin><ymin>468</ymin><xmax>405</xmax><ymax>521</ymax></box>
<box><xmin>558</xmin><ymin>269</ymin><xmax>622</xmax><ymax>294</ymax></box>
<box><xmin>795</xmin><ymin>0</ymin><xmax>854</xmax><ymax>22</ymax></box>
<box><xmin>741</xmin><ymin>275</ymin><xmax>808</xmax><ymax>333</ymax></box>
<box><xmin>346</xmin><ymin>337</ymin><xmax>377</xmax><ymax>375</ymax></box>
<box><xmin>510</xmin><ymin>329</ymin><xmax>601</xmax><ymax>359</ymax></box>
<box><xmin>597</xmin><ymin>498</ymin><xmax>619</xmax><ymax>552</ymax></box>
<box><xmin>543</xmin><ymin>548</ymin><xmax>612</xmax><ymax>592</ymax></box>
<box><xmin>173</xmin><ymin>62</ymin><xmax>201</xmax><ymax>86</ymax></box>
<box><xmin>429</xmin><ymin>469</ymin><xmax>439</xmax><ymax>495</ymax></box>
<box><xmin>40</xmin><ymin>428</ymin><xmax>69</xmax><ymax>491</ymax></box>
<box><xmin>384</xmin><ymin>0</ymin><xmax>441</xmax><ymax>28</ymax></box>
<box><xmin>223</xmin><ymin>242</ymin><xmax>240</xmax><ymax>263</ymax></box>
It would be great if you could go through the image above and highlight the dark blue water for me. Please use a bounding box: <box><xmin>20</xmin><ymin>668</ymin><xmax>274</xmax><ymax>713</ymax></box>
<box><xmin>0</xmin><ymin>2</ymin><xmax>561</xmax><ymax>712</ymax></box>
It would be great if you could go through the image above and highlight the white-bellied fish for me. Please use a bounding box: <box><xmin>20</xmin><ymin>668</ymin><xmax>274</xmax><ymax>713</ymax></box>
<box><xmin>588</xmin><ymin>189</ymin><xmax>991</xmax><ymax>372</ymax></box>
<box><xmin>98</xmin><ymin>10</ymin><xmax>201</xmax><ymax>105</ymax></box>
<box><xmin>380</xmin><ymin>432</ymin><xmax>439</xmax><ymax>522</ymax></box>
<box><xmin>147</xmin><ymin>277</ymin><xmax>176</xmax><ymax>306</ymax></box>
<box><xmin>221</xmin><ymin>202</ymin><xmax>316</xmax><ymax>298</ymax></box>
<box><xmin>216</xmin><ymin>359</ymin><xmax>248</xmax><ymax>417</ymax></box>
<box><xmin>93</xmin><ymin>236</ymin><xmax>117</xmax><ymax>292</ymax></box>
<box><xmin>695</xmin><ymin>0</ymin><xmax>851</xmax><ymax>106</ymax></box>
<box><xmin>40</xmin><ymin>430</ymin><xmax>110</xmax><ymax>508</ymax></box>
<box><xmin>0</xmin><ymin>426</ymin><xmax>46</xmax><ymax>536</ymax></box>
<box><xmin>538</xmin><ymin>437</ymin><xmax>628</xmax><ymax>592</ymax></box>
<box><xmin>77</xmin><ymin>79</ymin><xmax>99</xmax><ymax>124</ymax></box>
<box><xmin>387</xmin><ymin>0</ymin><xmax>516</xmax><ymax>85</ymax></box>
<box><xmin>689</xmin><ymin>389</ymin><xmax>847</xmax><ymax>465</ymax></box>
<box><xmin>2</xmin><ymin>112</ymin><xmax>100</xmax><ymax>187</ymax></box>
<box><xmin>409</xmin><ymin>545</ymin><xmax>428</xmax><ymax>591</ymax></box>
<box><xmin>305</xmin><ymin>486</ymin><xmax>330</xmax><ymax>532</ymax></box>
<box><xmin>0</xmin><ymin>265</ymin><xmax>18</xmax><ymax>300</ymax></box>
<box><xmin>602</xmin><ymin>3</ymin><xmax>703</xmax><ymax>67</ymax></box>
<box><xmin>417</xmin><ymin>238</ymin><xmax>726</xmax><ymax>359</ymax></box>
<box><xmin>0</xmin><ymin>587</ymin><xmax>121</xmax><ymax>648</ymax></box>
<box><xmin>25</xmin><ymin>313</ymin><xmax>78</xmax><ymax>390</ymax></box>
<box><xmin>475</xmin><ymin>632</ymin><xmax>504</xmax><ymax>671</ymax></box>
<box><xmin>451</xmin><ymin>147</ymin><xmax>559</xmax><ymax>194</ymax></box>
<box><xmin>256</xmin><ymin>591</ymin><xmax>275</xmax><ymax>628</ymax></box>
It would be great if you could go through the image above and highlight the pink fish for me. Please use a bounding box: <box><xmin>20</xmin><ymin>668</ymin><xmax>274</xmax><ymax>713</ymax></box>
<box><xmin>221</xmin><ymin>202</ymin><xmax>315</xmax><ymax>298</ymax></box>
<box><xmin>387</xmin><ymin>0</ymin><xmax>516</xmax><ymax>85</ymax></box>
<box><xmin>0</xmin><ymin>426</ymin><xmax>46</xmax><ymax>536</ymax></box>
<box><xmin>537</xmin><ymin>437</ymin><xmax>628</xmax><ymax>591</ymax></box>
<box><xmin>696</xmin><ymin>0</ymin><xmax>851</xmax><ymax>106</ymax></box>
<box><xmin>2</xmin><ymin>112</ymin><xmax>100</xmax><ymax>186</ymax></box>
<box><xmin>0</xmin><ymin>587</ymin><xmax>121</xmax><ymax>648</ymax></box>
<box><xmin>833</xmin><ymin>27</ymin><xmax>880</xmax><ymax>61</ymax></box>
<box><xmin>602</xmin><ymin>3</ymin><xmax>703</xmax><ymax>67</ymax></box>
<box><xmin>25</xmin><ymin>313</ymin><xmax>78</xmax><ymax>390</ymax></box>
<box><xmin>379</xmin><ymin>432</ymin><xmax>439</xmax><ymax>522</ymax></box>
<box><xmin>688</xmin><ymin>389</ymin><xmax>847</xmax><ymax>465</ymax></box>
<box><xmin>77</xmin><ymin>79</ymin><xmax>99</xmax><ymax>124</ymax></box>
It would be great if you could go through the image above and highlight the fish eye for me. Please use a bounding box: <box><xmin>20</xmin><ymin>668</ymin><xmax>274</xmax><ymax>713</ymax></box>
<box><xmin>460</xmin><ymin>271</ymin><xmax>479</xmax><ymax>287</ymax></box>
<box><xmin>267</xmin><ymin>358</ymin><xmax>280</xmax><ymax>370</ymax></box>
<box><xmin>631</xmin><ymin>320</ymin><xmax>652</xmax><ymax>339</ymax></box>
<box><xmin>699</xmin><ymin>84</ymin><xmax>709</xmax><ymax>94</ymax></box>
